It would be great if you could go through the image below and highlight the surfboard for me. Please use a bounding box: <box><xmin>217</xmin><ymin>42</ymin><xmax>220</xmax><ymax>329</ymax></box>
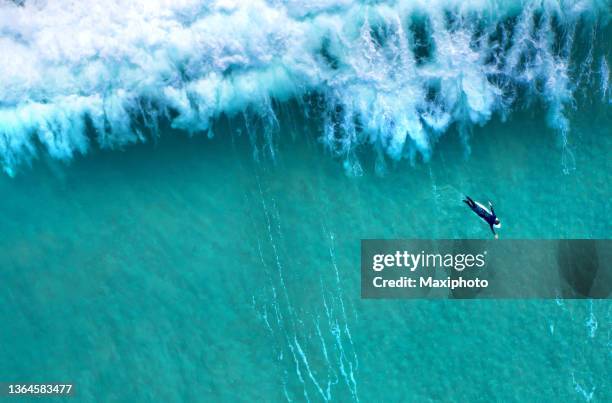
<box><xmin>475</xmin><ymin>201</ymin><xmax>501</xmax><ymax>228</ymax></box>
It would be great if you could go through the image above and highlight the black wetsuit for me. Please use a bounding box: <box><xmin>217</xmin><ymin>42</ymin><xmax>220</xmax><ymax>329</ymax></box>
<box><xmin>463</xmin><ymin>196</ymin><xmax>498</xmax><ymax>236</ymax></box>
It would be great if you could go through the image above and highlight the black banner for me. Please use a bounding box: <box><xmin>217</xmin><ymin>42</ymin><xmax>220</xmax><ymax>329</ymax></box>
<box><xmin>361</xmin><ymin>240</ymin><xmax>612</xmax><ymax>299</ymax></box>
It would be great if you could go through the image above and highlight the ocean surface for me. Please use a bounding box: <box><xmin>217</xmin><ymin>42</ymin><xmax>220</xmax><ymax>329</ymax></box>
<box><xmin>0</xmin><ymin>1</ymin><xmax>610</xmax><ymax>402</ymax></box>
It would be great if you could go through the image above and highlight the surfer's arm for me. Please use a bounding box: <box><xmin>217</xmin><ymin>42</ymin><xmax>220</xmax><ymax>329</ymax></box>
<box><xmin>488</xmin><ymin>201</ymin><xmax>495</xmax><ymax>215</ymax></box>
<box><xmin>489</xmin><ymin>223</ymin><xmax>496</xmax><ymax>236</ymax></box>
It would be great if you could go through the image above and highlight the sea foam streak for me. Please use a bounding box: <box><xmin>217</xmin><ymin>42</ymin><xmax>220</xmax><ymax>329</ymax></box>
<box><xmin>0</xmin><ymin>0</ymin><xmax>609</xmax><ymax>175</ymax></box>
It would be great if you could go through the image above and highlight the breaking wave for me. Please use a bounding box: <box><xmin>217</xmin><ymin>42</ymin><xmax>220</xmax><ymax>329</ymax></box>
<box><xmin>0</xmin><ymin>0</ymin><xmax>610</xmax><ymax>175</ymax></box>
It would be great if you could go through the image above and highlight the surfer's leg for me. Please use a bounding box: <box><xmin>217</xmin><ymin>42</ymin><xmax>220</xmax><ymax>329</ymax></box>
<box><xmin>463</xmin><ymin>197</ymin><xmax>475</xmax><ymax>208</ymax></box>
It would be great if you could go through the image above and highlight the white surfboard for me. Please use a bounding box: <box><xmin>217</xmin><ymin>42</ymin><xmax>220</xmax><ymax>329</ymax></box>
<box><xmin>475</xmin><ymin>201</ymin><xmax>501</xmax><ymax>228</ymax></box>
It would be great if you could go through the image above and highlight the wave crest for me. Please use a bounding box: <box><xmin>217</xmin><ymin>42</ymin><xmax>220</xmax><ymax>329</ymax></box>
<box><xmin>0</xmin><ymin>0</ymin><xmax>609</xmax><ymax>175</ymax></box>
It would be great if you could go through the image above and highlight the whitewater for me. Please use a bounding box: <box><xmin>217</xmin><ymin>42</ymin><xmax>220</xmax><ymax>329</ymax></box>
<box><xmin>0</xmin><ymin>0</ymin><xmax>609</xmax><ymax>175</ymax></box>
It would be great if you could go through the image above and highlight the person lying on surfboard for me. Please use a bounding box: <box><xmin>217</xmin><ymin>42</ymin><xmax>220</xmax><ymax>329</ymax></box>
<box><xmin>463</xmin><ymin>196</ymin><xmax>501</xmax><ymax>239</ymax></box>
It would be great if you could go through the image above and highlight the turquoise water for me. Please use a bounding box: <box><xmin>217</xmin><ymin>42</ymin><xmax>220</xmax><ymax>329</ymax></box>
<box><xmin>1</xmin><ymin>0</ymin><xmax>611</xmax><ymax>401</ymax></box>
<box><xmin>0</xmin><ymin>101</ymin><xmax>610</xmax><ymax>401</ymax></box>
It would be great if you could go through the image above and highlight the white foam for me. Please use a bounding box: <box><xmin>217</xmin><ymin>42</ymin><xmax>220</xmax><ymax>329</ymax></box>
<box><xmin>600</xmin><ymin>56</ymin><xmax>610</xmax><ymax>102</ymax></box>
<box><xmin>0</xmin><ymin>0</ymin><xmax>608</xmax><ymax>174</ymax></box>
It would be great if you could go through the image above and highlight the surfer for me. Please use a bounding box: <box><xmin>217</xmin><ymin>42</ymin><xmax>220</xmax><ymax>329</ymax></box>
<box><xmin>463</xmin><ymin>196</ymin><xmax>501</xmax><ymax>239</ymax></box>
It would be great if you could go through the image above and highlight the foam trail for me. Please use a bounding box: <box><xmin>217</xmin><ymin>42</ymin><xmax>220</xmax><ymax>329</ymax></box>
<box><xmin>572</xmin><ymin>373</ymin><xmax>596</xmax><ymax>402</ymax></box>
<box><xmin>248</xmin><ymin>177</ymin><xmax>363</xmax><ymax>400</ymax></box>
<box><xmin>324</xmin><ymin>229</ymin><xmax>359</xmax><ymax>401</ymax></box>
<box><xmin>585</xmin><ymin>300</ymin><xmax>598</xmax><ymax>338</ymax></box>
<box><xmin>601</xmin><ymin>57</ymin><xmax>610</xmax><ymax>102</ymax></box>
<box><xmin>0</xmin><ymin>0</ymin><xmax>609</xmax><ymax>174</ymax></box>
